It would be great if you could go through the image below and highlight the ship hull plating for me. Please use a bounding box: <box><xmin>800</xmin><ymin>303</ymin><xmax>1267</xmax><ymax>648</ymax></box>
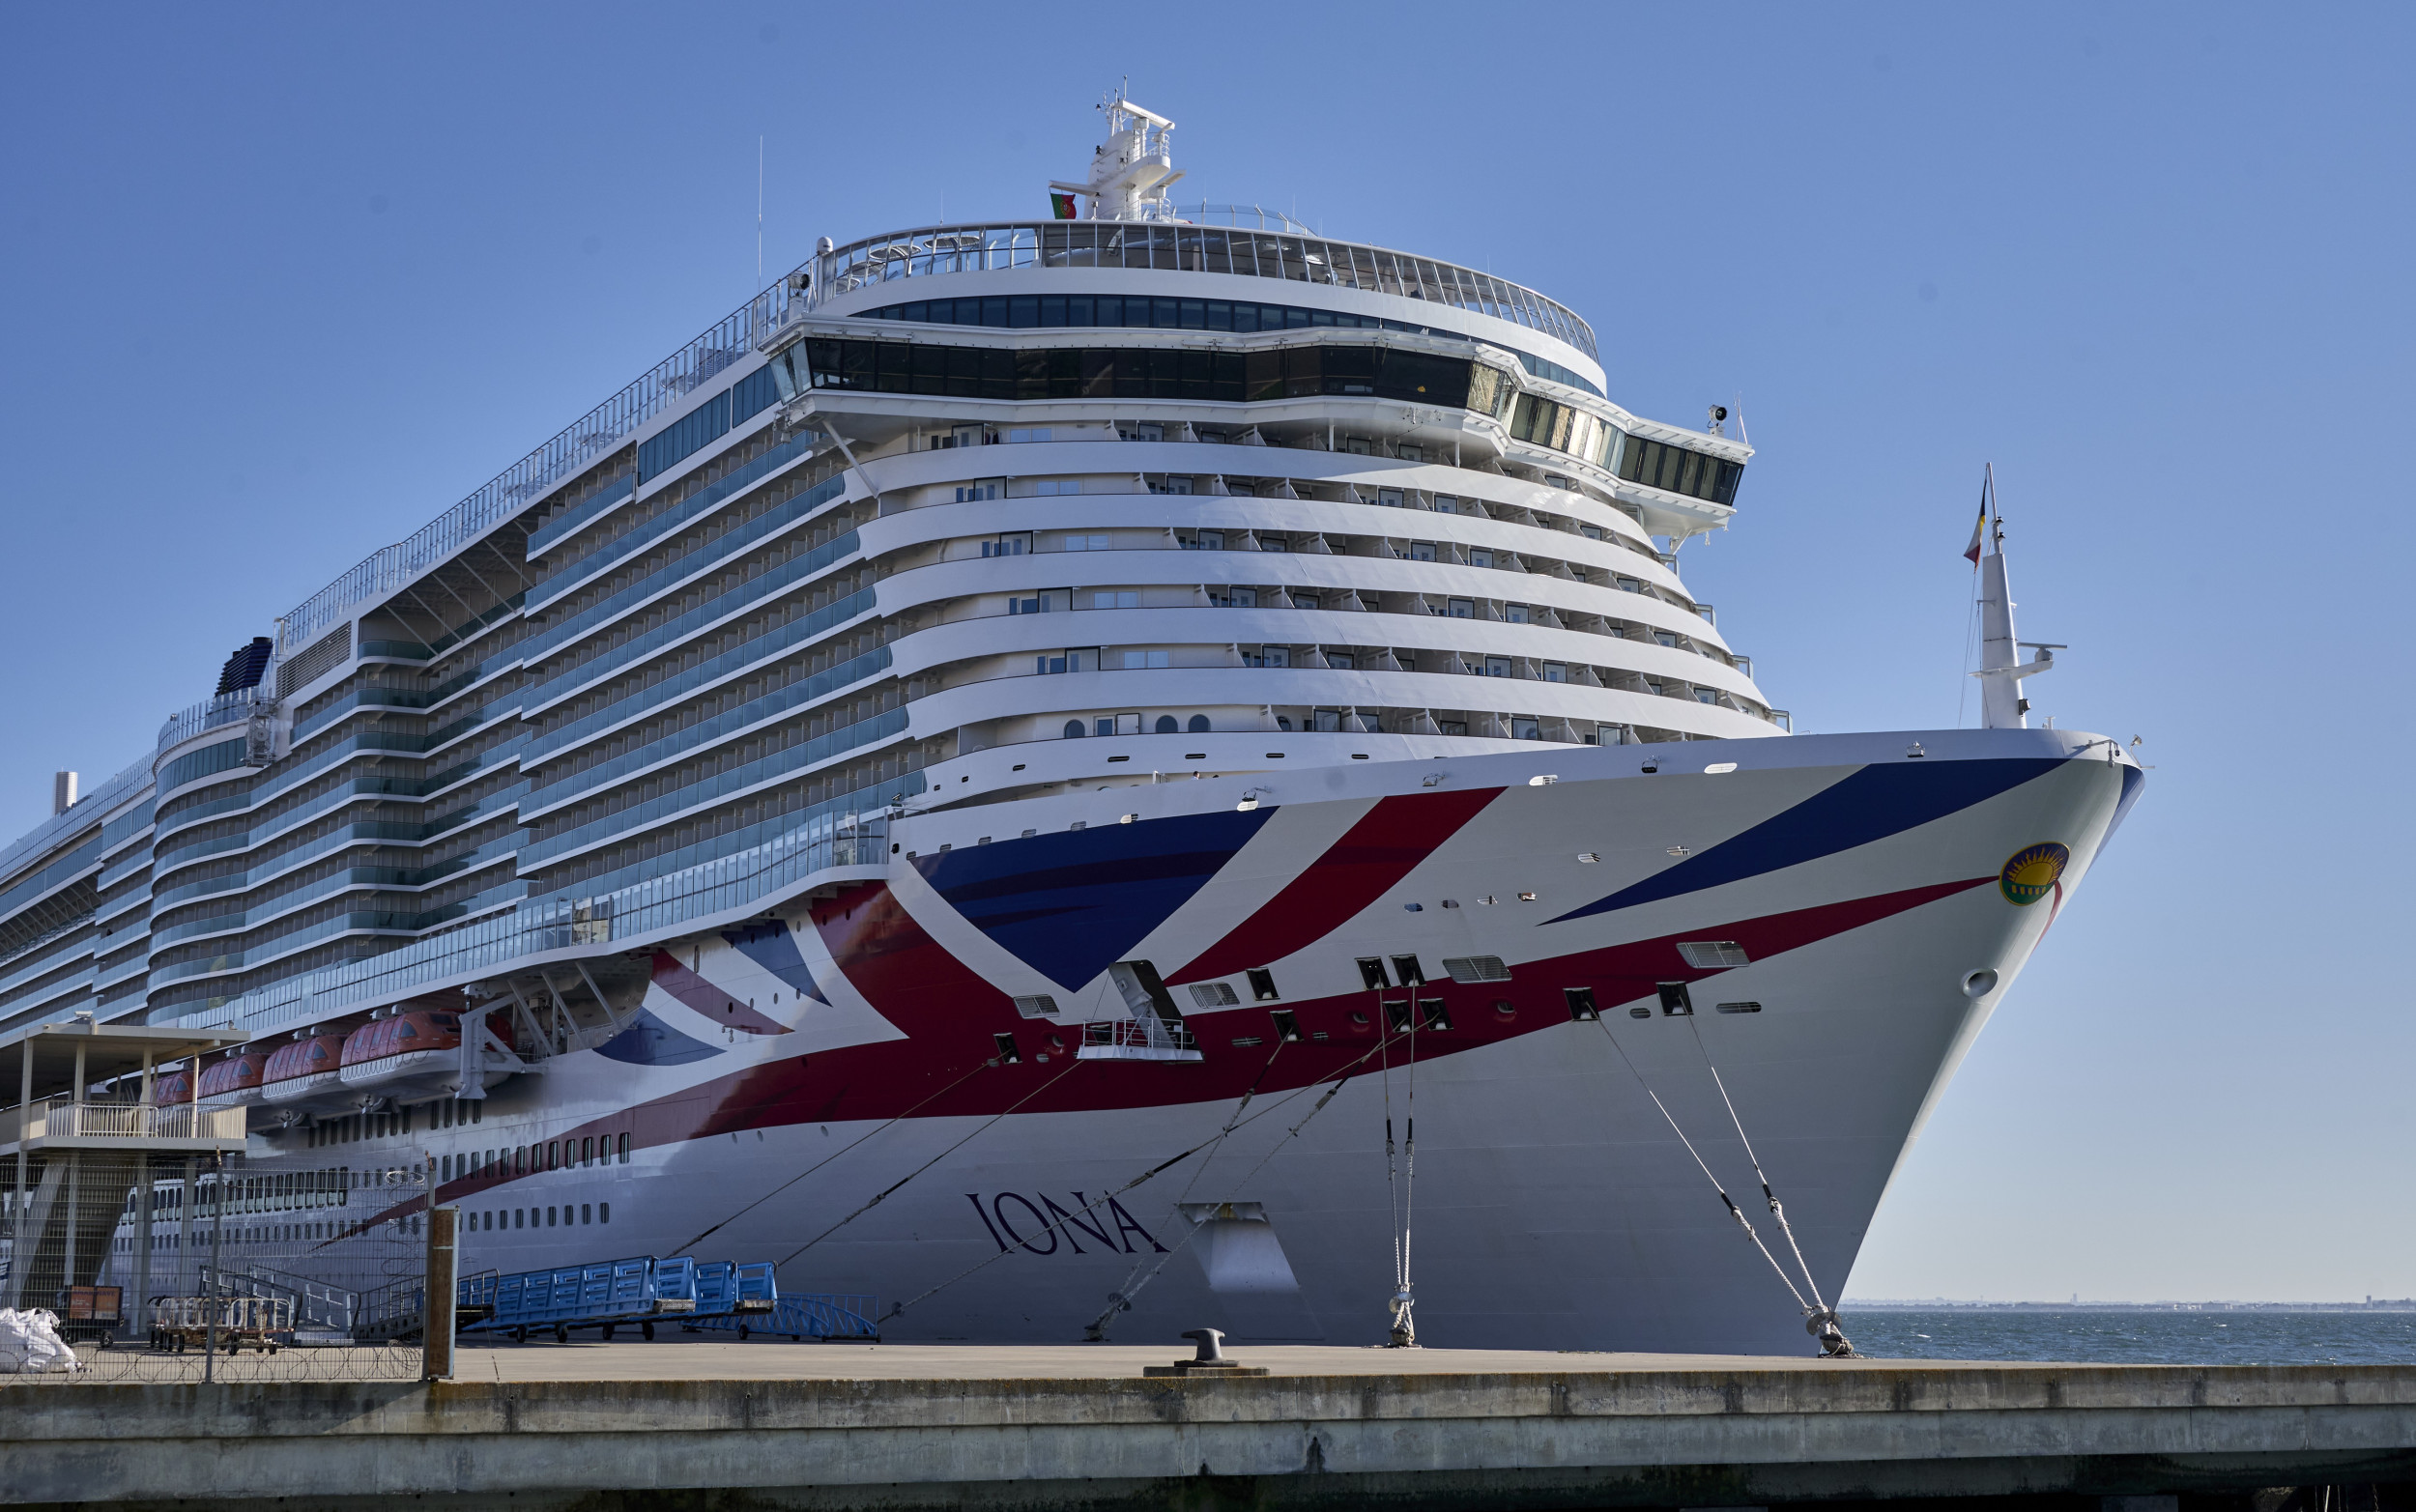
<box><xmin>138</xmin><ymin>732</ymin><xmax>2137</xmax><ymax>1355</ymax></box>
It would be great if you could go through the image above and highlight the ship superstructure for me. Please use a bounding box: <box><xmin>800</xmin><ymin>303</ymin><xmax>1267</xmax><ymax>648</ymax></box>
<box><xmin>0</xmin><ymin>96</ymin><xmax>2139</xmax><ymax>1353</ymax></box>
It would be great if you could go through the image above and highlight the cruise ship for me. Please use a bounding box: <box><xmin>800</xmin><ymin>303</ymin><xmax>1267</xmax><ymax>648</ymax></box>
<box><xmin>0</xmin><ymin>94</ymin><xmax>2141</xmax><ymax>1355</ymax></box>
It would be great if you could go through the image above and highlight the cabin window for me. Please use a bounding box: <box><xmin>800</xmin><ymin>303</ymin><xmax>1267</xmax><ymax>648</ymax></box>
<box><xmin>600</xmin><ymin>1202</ymin><xmax>612</xmax><ymax>1223</ymax></box>
<box><xmin>582</xmin><ymin>1204</ymin><xmax>592</xmax><ymax>1225</ymax></box>
<box><xmin>618</xmin><ymin>1133</ymin><xmax>631</xmax><ymax>1164</ymax></box>
<box><xmin>582</xmin><ymin>1136</ymin><xmax>595</xmax><ymax>1167</ymax></box>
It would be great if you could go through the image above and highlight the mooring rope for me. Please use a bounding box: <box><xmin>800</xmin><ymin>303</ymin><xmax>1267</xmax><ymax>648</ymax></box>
<box><xmin>1681</xmin><ymin>1015</ymin><xmax>1855</xmax><ymax>1355</ymax></box>
<box><xmin>1685</xmin><ymin>1016</ymin><xmax>1828</xmax><ymax>1313</ymax></box>
<box><xmin>777</xmin><ymin>1054</ymin><xmax>1089</xmax><ymax>1267</ymax></box>
<box><xmin>675</xmin><ymin>1059</ymin><xmax>994</xmax><ymax>1254</ymax></box>
<box><xmin>1078</xmin><ymin>1064</ymin><xmax>1361</xmax><ymax>1340</ymax></box>
<box><xmin>1592</xmin><ymin>1016</ymin><xmax>1813</xmax><ymax>1314</ymax></box>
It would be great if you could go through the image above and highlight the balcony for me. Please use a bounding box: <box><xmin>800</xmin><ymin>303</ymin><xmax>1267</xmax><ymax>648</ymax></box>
<box><xmin>0</xmin><ymin>1097</ymin><xmax>246</xmax><ymax>1155</ymax></box>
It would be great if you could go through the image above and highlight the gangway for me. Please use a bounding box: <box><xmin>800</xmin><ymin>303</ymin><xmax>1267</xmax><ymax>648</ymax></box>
<box><xmin>680</xmin><ymin>1289</ymin><xmax>881</xmax><ymax>1342</ymax></box>
<box><xmin>455</xmin><ymin>1252</ymin><xmax>876</xmax><ymax>1343</ymax></box>
<box><xmin>458</xmin><ymin>1255</ymin><xmax>698</xmax><ymax>1343</ymax></box>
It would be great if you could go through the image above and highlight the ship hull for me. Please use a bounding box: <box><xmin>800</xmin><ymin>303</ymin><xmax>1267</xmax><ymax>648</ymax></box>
<box><xmin>144</xmin><ymin>729</ymin><xmax>2140</xmax><ymax>1356</ymax></box>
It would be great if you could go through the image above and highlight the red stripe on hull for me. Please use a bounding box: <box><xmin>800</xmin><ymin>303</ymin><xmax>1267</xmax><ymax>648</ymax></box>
<box><xmin>422</xmin><ymin>873</ymin><xmax>1990</xmax><ymax>1211</ymax></box>
<box><xmin>1169</xmin><ymin>787</ymin><xmax>1504</xmax><ymax>984</ymax></box>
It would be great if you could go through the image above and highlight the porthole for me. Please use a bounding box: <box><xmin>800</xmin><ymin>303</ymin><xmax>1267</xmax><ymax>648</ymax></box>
<box><xmin>1961</xmin><ymin>968</ymin><xmax>1999</xmax><ymax>999</ymax></box>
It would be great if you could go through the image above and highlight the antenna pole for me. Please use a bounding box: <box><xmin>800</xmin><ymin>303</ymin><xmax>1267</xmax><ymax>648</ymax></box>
<box><xmin>757</xmin><ymin>136</ymin><xmax>765</xmax><ymax>293</ymax></box>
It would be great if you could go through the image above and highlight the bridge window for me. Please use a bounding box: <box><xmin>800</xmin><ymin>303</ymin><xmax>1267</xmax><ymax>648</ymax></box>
<box><xmin>1617</xmin><ymin>435</ymin><xmax>1743</xmax><ymax>506</ymax></box>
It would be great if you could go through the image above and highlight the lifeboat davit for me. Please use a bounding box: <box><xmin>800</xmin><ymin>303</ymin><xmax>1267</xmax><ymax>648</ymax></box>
<box><xmin>337</xmin><ymin>1007</ymin><xmax>517</xmax><ymax>1100</ymax></box>
<box><xmin>260</xmin><ymin>1029</ymin><xmax>352</xmax><ymax>1110</ymax></box>
<box><xmin>195</xmin><ymin>1048</ymin><xmax>271</xmax><ymax>1106</ymax></box>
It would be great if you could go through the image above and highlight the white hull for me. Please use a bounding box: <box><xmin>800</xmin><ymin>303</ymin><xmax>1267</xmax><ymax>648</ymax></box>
<box><xmin>220</xmin><ymin>730</ymin><xmax>2137</xmax><ymax>1355</ymax></box>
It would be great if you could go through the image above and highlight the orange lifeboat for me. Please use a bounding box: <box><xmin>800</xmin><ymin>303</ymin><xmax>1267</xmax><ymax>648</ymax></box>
<box><xmin>260</xmin><ymin>1028</ymin><xmax>351</xmax><ymax>1110</ymax></box>
<box><xmin>337</xmin><ymin>1008</ymin><xmax>514</xmax><ymax>1100</ymax></box>
<box><xmin>154</xmin><ymin>1067</ymin><xmax>195</xmax><ymax>1107</ymax></box>
<box><xmin>195</xmin><ymin>1048</ymin><xmax>271</xmax><ymax>1106</ymax></box>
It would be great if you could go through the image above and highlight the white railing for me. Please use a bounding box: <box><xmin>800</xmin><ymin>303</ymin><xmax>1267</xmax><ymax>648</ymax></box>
<box><xmin>202</xmin><ymin>813</ymin><xmax>889</xmax><ymax>1038</ymax></box>
<box><xmin>804</xmin><ymin>219</ymin><xmax>1597</xmax><ymax>358</ymax></box>
<box><xmin>1078</xmin><ymin>1016</ymin><xmax>1203</xmax><ymax>1062</ymax></box>
<box><xmin>0</xmin><ymin>1099</ymin><xmax>246</xmax><ymax>1147</ymax></box>
<box><xmin>156</xmin><ymin>685</ymin><xmax>273</xmax><ymax>751</ymax></box>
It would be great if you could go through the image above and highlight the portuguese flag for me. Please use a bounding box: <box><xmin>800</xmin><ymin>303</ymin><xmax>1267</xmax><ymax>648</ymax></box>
<box><xmin>1050</xmin><ymin>191</ymin><xmax>1078</xmax><ymax>220</ymax></box>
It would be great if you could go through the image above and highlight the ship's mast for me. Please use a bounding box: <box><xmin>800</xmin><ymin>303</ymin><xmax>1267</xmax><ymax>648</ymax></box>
<box><xmin>1972</xmin><ymin>465</ymin><xmax>2056</xmax><ymax>729</ymax></box>
<box><xmin>1049</xmin><ymin>84</ymin><xmax>1185</xmax><ymax>222</ymax></box>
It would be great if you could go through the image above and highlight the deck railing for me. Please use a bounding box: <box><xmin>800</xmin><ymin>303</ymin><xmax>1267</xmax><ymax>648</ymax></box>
<box><xmin>0</xmin><ymin>1099</ymin><xmax>246</xmax><ymax>1148</ymax></box>
<box><xmin>202</xmin><ymin>813</ymin><xmax>889</xmax><ymax>1038</ymax></box>
<box><xmin>800</xmin><ymin>219</ymin><xmax>1596</xmax><ymax>358</ymax></box>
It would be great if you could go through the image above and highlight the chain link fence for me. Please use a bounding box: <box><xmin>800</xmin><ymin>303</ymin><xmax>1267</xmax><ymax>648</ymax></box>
<box><xmin>3</xmin><ymin>1151</ymin><xmax>430</xmax><ymax>1384</ymax></box>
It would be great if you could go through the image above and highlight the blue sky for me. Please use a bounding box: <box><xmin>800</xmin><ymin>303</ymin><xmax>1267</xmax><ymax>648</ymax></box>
<box><xmin>4</xmin><ymin>3</ymin><xmax>2409</xmax><ymax>1301</ymax></box>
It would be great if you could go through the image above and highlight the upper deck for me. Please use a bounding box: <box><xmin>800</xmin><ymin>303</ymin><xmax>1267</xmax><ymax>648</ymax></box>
<box><xmin>803</xmin><ymin>214</ymin><xmax>1600</xmax><ymax>385</ymax></box>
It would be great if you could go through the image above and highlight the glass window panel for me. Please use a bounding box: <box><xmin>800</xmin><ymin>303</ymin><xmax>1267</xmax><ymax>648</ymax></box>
<box><xmin>1039</xmin><ymin>296</ymin><xmax>1066</xmax><ymax>327</ymax></box>
<box><xmin>1206</xmin><ymin>300</ymin><xmax>1232</xmax><ymax>331</ymax></box>
<box><xmin>945</xmin><ymin>345</ymin><xmax>984</xmax><ymax>398</ymax></box>
<box><xmin>981</xmin><ymin>297</ymin><xmax>1009</xmax><ymax>328</ymax></box>
<box><xmin>1150</xmin><ymin>347</ymin><xmax>1183</xmax><ymax>399</ymax></box>
<box><xmin>983</xmin><ymin>346</ymin><xmax>1016</xmax><ymax>400</ymax></box>
<box><xmin>1179</xmin><ymin>300</ymin><xmax>1206</xmax><ymax>329</ymax></box>
<box><xmin>1094</xmin><ymin>295</ymin><xmax>1122</xmax><ymax>327</ymax></box>
<box><xmin>1015</xmin><ymin>347</ymin><xmax>1050</xmax><ymax>399</ymax></box>
<box><xmin>1152</xmin><ymin>298</ymin><xmax>1180</xmax><ymax>328</ymax></box>
<box><xmin>1049</xmin><ymin>347</ymin><xmax>1083</xmax><ymax>398</ymax></box>
<box><xmin>1068</xmin><ymin>294</ymin><xmax>1094</xmax><ymax>326</ymax></box>
<box><xmin>1283</xmin><ymin>346</ymin><xmax>1321</xmax><ymax>397</ymax></box>
<box><xmin>1008</xmin><ymin>296</ymin><xmax>1040</xmax><ymax>328</ymax></box>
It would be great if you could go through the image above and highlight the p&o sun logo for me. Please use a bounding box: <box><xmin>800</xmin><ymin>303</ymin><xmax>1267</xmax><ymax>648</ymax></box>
<box><xmin>1998</xmin><ymin>842</ymin><xmax>2071</xmax><ymax>906</ymax></box>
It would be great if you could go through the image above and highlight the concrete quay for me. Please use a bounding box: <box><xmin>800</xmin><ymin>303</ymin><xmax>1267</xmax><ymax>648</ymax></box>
<box><xmin>7</xmin><ymin>1341</ymin><xmax>2416</xmax><ymax>1511</ymax></box>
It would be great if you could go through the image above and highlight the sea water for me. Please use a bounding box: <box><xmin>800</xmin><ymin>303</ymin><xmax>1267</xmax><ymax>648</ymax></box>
<box><xmin>1840</xmin><ymin>1308</ymin><xmax>2416</xmax><ymax>1365</ymax></box>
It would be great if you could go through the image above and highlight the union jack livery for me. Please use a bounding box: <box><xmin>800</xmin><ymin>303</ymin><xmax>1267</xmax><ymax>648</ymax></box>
<box><xmin>2</xmin><ymin>92</ymin><xmax>2141</xmax><ymax>1355</ymax></box>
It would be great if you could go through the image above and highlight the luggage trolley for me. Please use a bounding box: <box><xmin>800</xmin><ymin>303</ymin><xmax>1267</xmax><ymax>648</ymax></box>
<box><xmin>148</xmin><ymin>1295</ymin><xmax>296</xmax><ymax>1355</ymax></box>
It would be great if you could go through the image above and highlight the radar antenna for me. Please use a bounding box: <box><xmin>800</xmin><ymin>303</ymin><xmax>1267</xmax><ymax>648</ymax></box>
<box><xmin>1049</xmin><ymin>83</ymin><xmax>1185</xmax><ymax>222</ymax></box>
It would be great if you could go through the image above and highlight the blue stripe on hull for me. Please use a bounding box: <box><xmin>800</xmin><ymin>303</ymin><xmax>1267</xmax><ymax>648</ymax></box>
<box><xmin>912</xmin><ymin>807</ymin><xmax>1277</xmax><ymax>989</ymax></box>
<box><xmin>1550</xmin><ymin>756</ymin><xmax>2064</xmax><ymax>924</ymax></box>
